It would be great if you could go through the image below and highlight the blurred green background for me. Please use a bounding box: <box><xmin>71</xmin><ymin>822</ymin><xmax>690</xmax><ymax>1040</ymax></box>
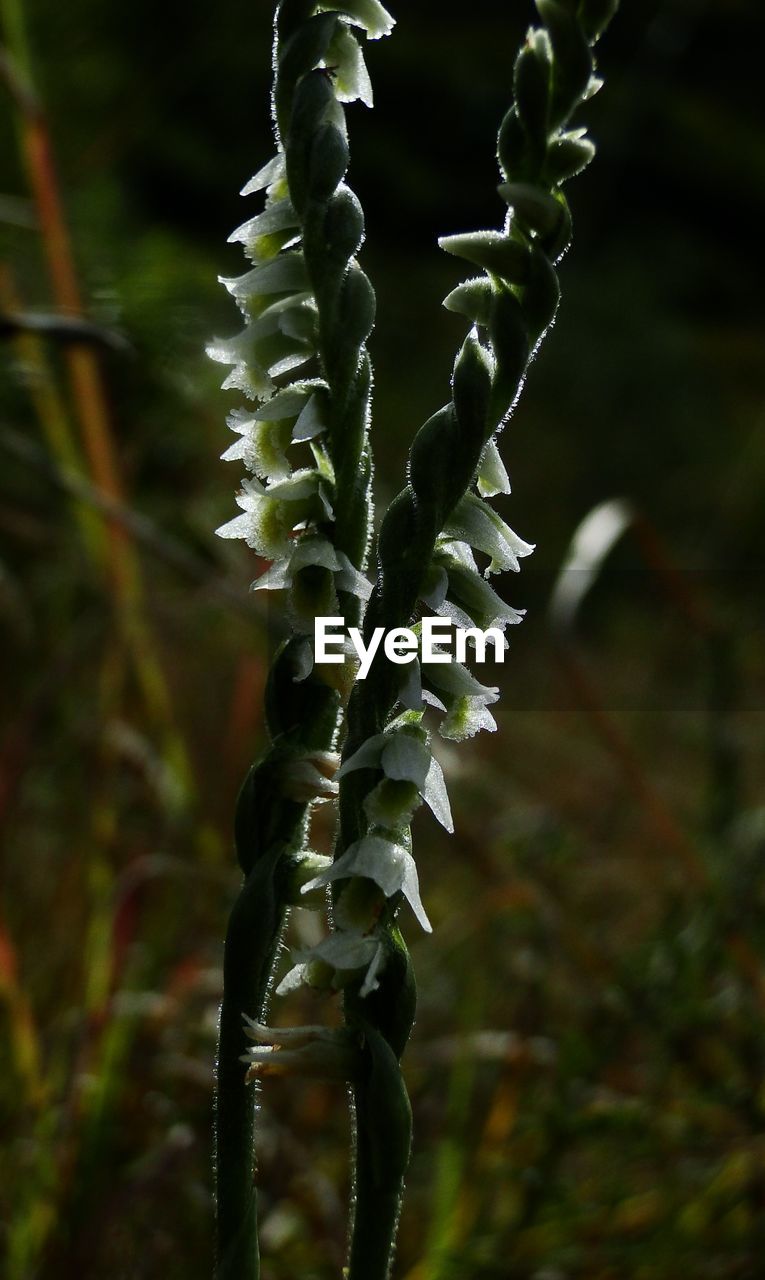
<box><xmin>1</xmin><ymin>0</ymin><xmax>764</xmax><ymax>1277</ymax></box>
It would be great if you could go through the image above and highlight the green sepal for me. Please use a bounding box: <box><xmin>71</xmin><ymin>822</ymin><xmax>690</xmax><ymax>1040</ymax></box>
<box><xmin>347</xmin><ymin>926</ymin><xmax>416</xmax><ymax>1059</ymax></box>
<box><xmin>487</xmin><ymin>284</ymin><xmax>530</xmax><ymax>424</ymax></box>
<box><xmin>264</xmin><ymin>636</ymin><xmax>340</xmax><ymax>744</ymax></box>
<box><xmin>275</xmin><ymin>11</ymin><xmax>341</xmax><ymax>136</ymax></box>
<box><xmin>497</xmin><ymin>107</ymin><xmax>529</xmax><ymax>182</ymax></box>
<box><xmin>451</xmin><ymin>332</ymin><xmax>494</xmax><ymax>483</ymax></box>
<box><xmin>536</xmin><ymin>0</ymin><xmax>593</xmax><ymax>128</ymax></box>
<box><xmin>362</xmin><ymin>1025</ymin><xmax>413</xmax><ymax>1185</ymax></box>
<box><xmin>307</xmin><ymin>121</ymin><xmax>351</xmax><ymax>207</ymax></box>
<box><xmin>543</xmin><ymin>131</ymin><xmax>595</xmax><ymax>183</ymax></box>
<box><xmin>287</xmin><ymin>73</ymin><xmax>349</xmax><ymax>213</ymax></box>
<box><xmin>376</xmin><ymin>488</ymin><xmax>422</xmax><ymax>578</ymax></box>
<box><xmin>499</xmin><ymin>181</ymin><xmax>564</xmax><ymax>238</ymax></box>
<box><xmin>323</xmin><ymin>264</ymin><xmax>376</xmax><ymax>386</ymax></box>
<box><xmin>439</xmin><ymin>230</ymin><xmax>530</xmax><ymax>285</ymax></box>
<box><xmin>363</xmin><ymin>778</ymin><xmax>422</xmax><ymax>830</ymax></box>
<box><xmin>521</xmin><ymin>245</ymin><xmax>561</xmax><ymax>342</ymax></box>
<box><xmin>289</xmin><ymin>563</ymin><xmax>339</xmax><ymax>629</ymax></box>
<box><xmin>513</xmin><ymin>37</ymin><xmax>551</xmax><ymax>173</ymax></box>
<box><xmin>443</xmin><ymin>278</ymin><xmax>495</xmax><ymax>327</ymax></box>
<box><xmin>249</xmin><ymin>228</ymin><xmax>299</xmax><ymax>265</ymax></box>
<box><xmin>321</xmin><ymin>187</ymin><xmax>366</xmax><ymax>277</ymax></box>
<box><xmin>408</xmin><ymin>404</ymin><xmax>462</xmax><ymax>528</ymax></box>
<box><xmin>234</xmin><ymin>761</ymin><xmax>300</xmax><ymax>877</ymax></box>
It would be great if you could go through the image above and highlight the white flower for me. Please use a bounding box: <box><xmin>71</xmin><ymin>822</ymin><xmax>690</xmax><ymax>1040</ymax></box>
<box><xmin>428</xmin><ymin>548</ymin><xmax>525</xmax><ymax>633</ymax></box>
<box><xmin>443</xmin><ymin>493</ymin><xmax>534</xmax><ymax>576</ymax></box>
<box><xmin>277</xmin><ymin>929</ymin><xmax>384</xmax><ymax>997</ymax></box>
<box><xmin>401</xmin><ymin>658</ymin><xmax>500</xmax><ymax>743</ymax></box>
<box><xmin>281</xmin><ymin>752</ymin><xmax>340</xmax><ymax>804</ymax></box>
<box><xmin>326</xmin><ymin>24</ymin><xmax>374</xmax><ymax>107</ymax></box>
<box><xmin>220</xmin><ymin>408</ymin><xmax>293</xmax><ymax>480</ymax></box>
<box><xmin>227</xmin><ymin>197</ymin><xmax>300</xmax><ymax>261</ymax></box>
<box><xmin>477</xmin><ymin>438</ymin><xmax>511</xmax><ymax>498</ymax></box>
<box><xmin>440</xmin><ymin>695</ymin><xmax>499</xmax><ymax>741</ymax></box>
<box><xmin>219</xmin><ymin>251</ymin><xmax>309</xmax><ymax>306</ymax></box>
<box><xmin>240</xmin><ymin>153</ymin><xmax>287</xmax><ymax>198</ymax></box>
<box><xmin>215</xmin><ymin>471</ymin><xmax>334</xmax><ymax>559</ymax></box>
<box><xmin>252</xmin><ymin>534</ymin><xmax>372</xmax><ymax>611</ymax></box>
<box><xmin>240</xmin><ymin>1018</ymin><xmax>360</xmax><ymax>1080</ymax></box>
<box><xmin>339</xmin><ymin>724</ymin><xmax>453</xmax><ymax>832</ymax></box>
<box><xmin>302</xmin><ymin>833</ymin><xmax>432</xmax><ymax>933</ymax></box>
<box><xmin>206</xmin><ymin>296</ymin><xmax>318</xmax><ymax>400</ymax></box>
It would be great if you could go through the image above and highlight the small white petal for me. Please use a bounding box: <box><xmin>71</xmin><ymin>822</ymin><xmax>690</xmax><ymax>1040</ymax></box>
<box><xmin>477</xmin><ymin>438</ymin><xmax>511</xmax><ymax>498</ymax></box>
<box><xmin>423</xmin><ymin>658</ymin><xmax>499</xmax><ymax>704</ymax></box>
<box><xmin>220</xmin><ymin>360</ymin><xmax>275</xmax><ymax>400</ymax></box>
<box><xmin>275</xmin><ymin>963</ymin><xmax>310</xmax><ymax>996</ymax></box>
<box><xmin>252</xmin><ymin>560</ymin><xmax>291</xmax><ymax>591</ymax></box>
<box><xmin>215</xmin><ymin>512</ymin><xmax>252</xmax><ymax>541</ymax></box>
<box><xmin>336</xmin><ymin>552</ymin><xmax>373</xmax><ymax>600</ymax></box>
<box><xmin>299</xmin><ymin>931</ymin><xmax>380</xmax><ymax>973</ymax></box>
<box><xmin>242</xmin><ymin>1015</ymin><xmax>347</xmax><ymax>1048</ymax></box>
<box><xmin>290</xmin><ymin>535</ymin><xmax>342</xmax><ymax>574</ymax></box>
<box><xmin>319</xmin><ymin>0</ymin><xmax>395</xmax><ymax>39</ymax></box>
<box><xmin>441</xmin><ymin>558</ymin><xmax>525</xmax><ymax>630</ymax></box>
<box><xmin>292</xmin><ymin>393</ymin><xmax>328</xmax><ymax>441</ymax></box>
<box><xmin>444</xmin><ymin>494</ymin><xmax>534</xmax><ymax>575</ymax></box>
<box><xmin>359</xmin><ymin>942</ymin><xmax>385</xmax><ymax>997</ymax></box>
<box><xmin>220</xmin><ymin>438</ymin><xmax>248</xmax><ymax>463</ymax></box>
<box><xmin>220</xmin><ymin>252</ymin><xmax>309</xmax><ymax>301</ymax></box>
<box><xmin>304</xmin><ymin>836</ymin><xmax>432</xmax><ymax>933</ymax></box>
<box><xmin>266</xmin><ymin>470</ymin><xmax>322</xmax><ymax>502</ymax></box>
<box><xmin>421</xmin><ymin>688</ymin><xmax>447</xmax><ymax>712</ymax></box>
<box><xmin>400</xmin><ymin>855</ymin><xmax>432</xmax><ymax>933</ymax></box>
<box><xmin>421</xmin><ymin>756</ymin><xmax>454</xmax><ymax>833</ymax></box>
<box><xmin>327</xmin><ymin>25</ymin><xmax>374</xmax><ymax>107</ymax></box>
<box><xmin>440</xmin><ymin>696</ymin><xmax>498</xmax><ymax>742</ymax></box>
<box><xmin>336</xmin><ymin>734</ymin><xmax>387</xmax><ymax>779</ymax></box>
<box><xmin>253</xmin><ymin>389</ymin><xmax>311</xmax><ymax>421</ymax></box>
<box><xmin>240</xmin><ymin>153</ymin><xmax>286</xmax><ymax>196</ymax></box>
<box><xmin>380</xmin><ymin>733</ymin><xmax>430</xmax><ymax>789</ymax></box>
<box><xmin>228</xmin><ymin>198</ymin><xmax>298</xmax><ymax>245</ymax></box>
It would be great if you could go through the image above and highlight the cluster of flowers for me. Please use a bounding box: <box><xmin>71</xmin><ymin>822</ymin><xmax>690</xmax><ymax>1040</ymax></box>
<box><xmin>209</xmin><ymin>1</ymin><xmax>395</xmax><ymax>631</ymax></box>
<box><xmin>211</xmin><ymin>0</ymin><xmax>549</xmax><ymax>1041</ymax></box>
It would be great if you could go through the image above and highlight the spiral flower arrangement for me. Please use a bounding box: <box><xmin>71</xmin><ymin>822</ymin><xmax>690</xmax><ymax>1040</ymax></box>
<box><xmin>210</xmin><ymin>2</ymin><xmax>618</xmax><ymax>1276</ymax></box>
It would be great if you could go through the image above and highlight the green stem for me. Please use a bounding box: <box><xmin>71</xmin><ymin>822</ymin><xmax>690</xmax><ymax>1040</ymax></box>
<box><xmin>214</xmin><ymin>642</ymin><xmax>339</xmax><ymax>1277</ymax></box>
<box><xmin>337</xmin><ymin>5</ymin><xmax>619</xmax><ymax>1276</ymax></box>
<box><xmin>215</xmin><ymin>850</ymin><xmax>281</xmax><ymax>1280</ymax></box>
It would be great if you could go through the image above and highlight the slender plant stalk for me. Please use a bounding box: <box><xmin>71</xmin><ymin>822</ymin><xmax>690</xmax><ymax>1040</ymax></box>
<box><xmin>211</xmin><ymin>3</ymin><xmax>619</xmax><ymax>1278</ymax></box>
<box><xmin>334</xmin><ymin>3</ymin><xmax>620</xmax><ymax>1275</ymax></box>
<box><xmin>210</xmin><ymin>3</ymin><xmax>390</xmax><ymax>1274</ymax></box>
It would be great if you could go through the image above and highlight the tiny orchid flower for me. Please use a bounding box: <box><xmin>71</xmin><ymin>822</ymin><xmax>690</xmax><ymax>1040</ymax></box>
<box><xmin>215</xmin><ymin>470</ymin><xmax>334</xmax><ymax>559</ymax></box>
<box><xmin>302</xmin><ymin>832</ymin><xmax>433</xmax><ymax>934</ymax></box>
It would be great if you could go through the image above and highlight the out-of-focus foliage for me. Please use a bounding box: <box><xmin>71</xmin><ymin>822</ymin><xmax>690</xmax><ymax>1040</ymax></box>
<box><xmin>0</xmin><ymin>1</ymin><xmax>763</xmax><ymax>1278</ymax></box>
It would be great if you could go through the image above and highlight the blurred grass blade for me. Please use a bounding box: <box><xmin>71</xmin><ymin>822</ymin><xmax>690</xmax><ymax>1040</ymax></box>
<box><xmin>550</xmin><ymin>497</ymin><xmax>634</xmax><ymax>631</ymax></box>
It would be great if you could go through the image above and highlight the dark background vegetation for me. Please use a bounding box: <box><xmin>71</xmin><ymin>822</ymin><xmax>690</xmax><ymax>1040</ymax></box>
<box><xmin>1</xmin><ymin>0</ymin><xmax>764</xmax><ymax>1276</ymax></box>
